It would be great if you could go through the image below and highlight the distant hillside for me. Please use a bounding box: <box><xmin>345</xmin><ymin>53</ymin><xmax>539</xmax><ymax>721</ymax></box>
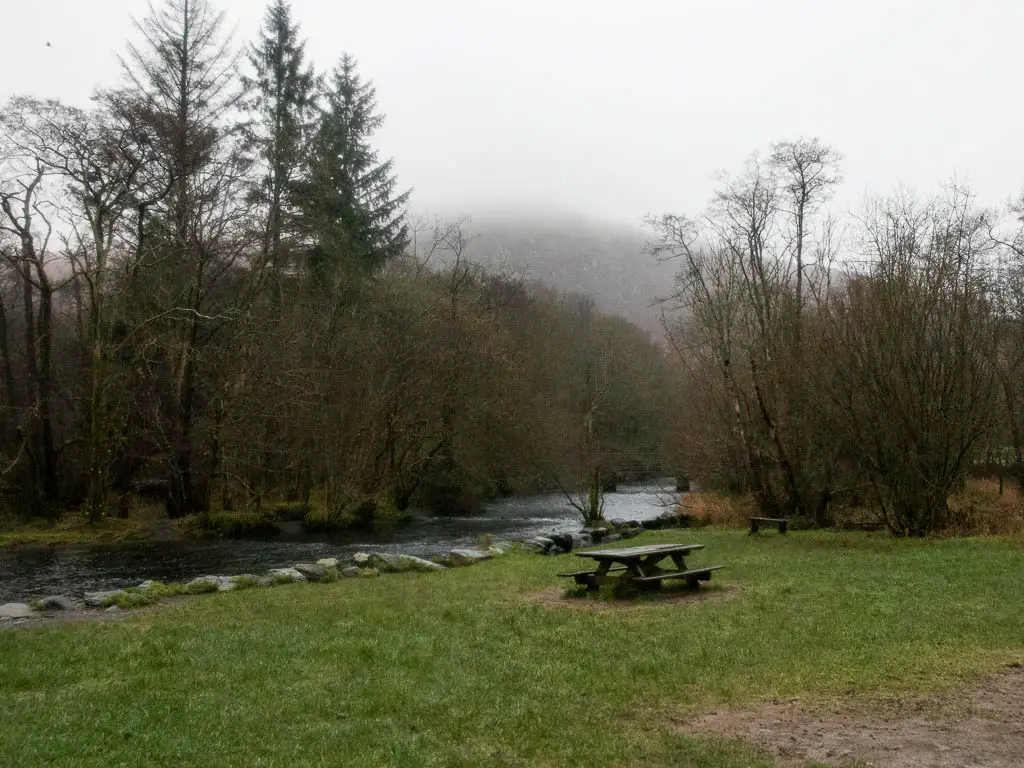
<box><xmin>460</xmin><ymin>214</ymin><xmax>676</xmax><ymax>335</ymax></box>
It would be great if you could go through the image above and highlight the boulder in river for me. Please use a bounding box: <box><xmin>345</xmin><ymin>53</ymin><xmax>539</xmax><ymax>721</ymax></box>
<box><xmin>84</xmin><ymin>590</ymin><xmax>127</xmax><ymax>608</ymax></box>
<box><xmin>359</xmin><ymin>567</ymin><xmax>379</xmax><ymax>578</ymax></box>
<box><xmin>341</xmin><ymin>566</ymin><xmax>361</xmax><ymax>578</ymax></box>
<box><xmin>39</xmin><ymin>595</ymin><xmax>78</xmax><ymax>611</ymax></box>
<box><xmin>393</xmin><ymin>554</ymin><xmax>446</xmax><ymax>572</ymax></box>
<box><xmin>440</xmin><ymin>548</ymin><xmax>493</xmax><ymax>567</ymax></box>
<box><xmin>293</xmin><ymin>563</ymin><xmax>329</xmax><ymax>582</ymax></box>
<box><xmin>368</xmin><ymin>553</ymin><xmax>403</xmax><ymax>573</ymax></box>
<box><xmin>549</xmin><ymin>533</ymin><xmax>574</xmax><ymax>551</ymax></box>
<box><xmin>0</xmin><ymin>602</ymin><xmax>32</xmax><ymax>619</ymax></box>
<box><xmin>523</xmin><ymin>536</ymin><xmax>554</xmax><ymax>554</ymax></box>
<box><xmin>267</xmin><ymin>567</ymin><xmax>308</xmax><ymax>584</ymax></box>
<box><xmin>351</xmin><ymin>552</ymin><xmax>373</xmax><ymax>568</ymax></box>
<box><xmin>610</xmin><ymin>520</ymin><xmax>644</xmax><ymax>539</ymax></box>
<box><xmin>316</xmin><ymin>557</ymin><xmax>340</xmax><ymax>569</ymax></box>
<box><xmin>571</xmin><ymin>532</ymin><xmax>593</xmax><ymax>548</ymax></box>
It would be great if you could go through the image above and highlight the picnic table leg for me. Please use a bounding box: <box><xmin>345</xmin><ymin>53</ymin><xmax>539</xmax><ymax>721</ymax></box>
<box><xmin>669</xmin><ymin>552</ymin><xmax>688</xmax><ymax>571</ymax></box>
<box><xmin>623</xmin><ymin>561</ymin><xmax>656</xmax><ymax>591</ymax></box>
<box><xmin>632</xmin><ymin>555</ymin><xmax>673</xmax><ymax>591</ymax></box>
<box><xmin>779</xmin><ymin>519</ymin><xmax>787</xmax><ymax>534</ymax></box>
<box><xmin>749</xmin><ymin>518</ymin><xmax>759</xmax><ymax>535</ymax></box>
<box><xmin>588</xmin><ymin>560</ymin><xmax>613</xmax><ymax>591</ymax></box>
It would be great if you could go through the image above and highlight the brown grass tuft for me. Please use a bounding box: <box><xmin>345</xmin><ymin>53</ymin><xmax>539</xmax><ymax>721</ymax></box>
<box><xmin>944</xmin><ymin>477</ymin><xmax>1024</xmax><ymax>536</ymax></box>
<box><xmin>679</xmin><ymin>491</ymin><xmax>757</xmax><ymax>528</ymax></box>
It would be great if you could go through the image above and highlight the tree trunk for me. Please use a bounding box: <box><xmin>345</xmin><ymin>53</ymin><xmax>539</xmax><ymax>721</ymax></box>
<box><xmin>167</xmin><ymin>317</ymin><xmax>201</xmax><ymax>518</ymax></box>
<box><xmin>36</xmin><ymin>274</ymin><xmax>57</xmax><ymax>505</ymax></box>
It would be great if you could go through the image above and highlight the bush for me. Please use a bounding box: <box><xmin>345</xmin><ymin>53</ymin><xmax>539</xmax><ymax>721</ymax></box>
<box><xmin>230</xmin><ymin>575</ymin><xmax>261</xmax><ymax>590</ymax></box>
<box><xmin>103</xmin><ymin>589</ymin><xmax>160</xmax><ymax>609</ymax></box>
<box><xmin>180</xmin><ymin>510</ymin><xmax>281</xmax><ymax>539</ymax></box>
<box><xmin>272</xmin><ymin>502</ymin><xmax>310</xmax><ymax>522</ymax></box>
<box><xmin>301</xmin><ymin>494</ymin><xmax>409</xmax><ymax>531</ymax></box>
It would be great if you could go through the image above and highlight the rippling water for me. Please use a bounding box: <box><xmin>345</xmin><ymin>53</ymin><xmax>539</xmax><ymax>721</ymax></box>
<box><xmin>0</xmin><ymin>481</ymin><xmax>682</xmax><ymax>601</ymax></box>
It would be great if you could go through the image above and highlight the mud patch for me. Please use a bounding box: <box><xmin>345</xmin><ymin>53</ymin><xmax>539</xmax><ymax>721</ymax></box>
<box><xmin>0</xmin><ymin>599</ymin><xmax>187</xmax><ymax>631</ymax></box>
<box><xmin>681</xmin><ymin>664</ymin><xmax>1024</xmax><ymax>767</ymax></box>
<box><xmin>525</xmin><ymin>584</ymin><xmax>743</xmax><ymax>611</ymax></box>
<box><xmin>0</xmin><ymin>609</ymin><xmax>135</xmax><ymax>631</ymax></box>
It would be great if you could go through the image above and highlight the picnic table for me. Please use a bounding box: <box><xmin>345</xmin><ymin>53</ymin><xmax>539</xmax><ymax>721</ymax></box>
<box><xmin>558</xmin><ymin>543</ymin><xmax>723</xmax><ymax>592</ymax></box>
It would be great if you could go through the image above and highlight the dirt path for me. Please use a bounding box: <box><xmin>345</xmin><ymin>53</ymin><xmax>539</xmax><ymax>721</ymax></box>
<box><xmin>524</xmin><ymin>584</ymin><xmax>744</xmax><ymax>611</ymax></box>
<box><xmin>681</xmin><ymin>664</ymin><xmax>1024</xmax><ymax>767</ymax></box>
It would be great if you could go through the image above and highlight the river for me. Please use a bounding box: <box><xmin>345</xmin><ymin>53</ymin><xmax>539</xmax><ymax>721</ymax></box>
<box><xmin>0</xmin><ymin>481</ymin><xmax>682</xmax><ymax>601</ymax></box>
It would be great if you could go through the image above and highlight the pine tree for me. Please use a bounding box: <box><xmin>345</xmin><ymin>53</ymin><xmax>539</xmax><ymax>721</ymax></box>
<box><xmin>118</xmin><ymin>0</ymin><xmax>240</xmax><ymax>518</ymax></box>
<box><xmin>240</xmin><ymin>0</ymin><xmax>317</xmax><ymax>283</ymax></box>
<box><xmin>297</xmin><ymin>53</ymin><xmax>410</xmax><ymax>283</ymax></box>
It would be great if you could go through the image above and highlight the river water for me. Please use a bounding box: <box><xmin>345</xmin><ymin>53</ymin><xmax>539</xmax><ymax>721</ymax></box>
<box><xmin>0</xmin><ymin>481</ymin><xmax>682</xmax><ymax>602</ymax></box>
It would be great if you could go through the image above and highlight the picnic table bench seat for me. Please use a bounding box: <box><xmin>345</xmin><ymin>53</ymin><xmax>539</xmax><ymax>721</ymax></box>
<box><xmin>629</xmin><ymin>565</ymin><xmax>724</xmax><ymax>584</ymax></box>
<box><xmin>558</xmin><ymin>564</ymin><xmax>628</xmax><ymax>585</ymax></box>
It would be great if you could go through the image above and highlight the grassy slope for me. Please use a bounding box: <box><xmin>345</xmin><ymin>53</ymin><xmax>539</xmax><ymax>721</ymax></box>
<box><xmin>1</xmin><ymin>529</ymin><xmax>1022</xmax><ymax>767</ymax></box>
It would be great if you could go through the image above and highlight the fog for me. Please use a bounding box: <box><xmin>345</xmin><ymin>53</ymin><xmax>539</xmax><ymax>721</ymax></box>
<box><xmin>6</xmin><ymin>0</ymin><xmax>1024</xmax><ymax>226</ymax></box>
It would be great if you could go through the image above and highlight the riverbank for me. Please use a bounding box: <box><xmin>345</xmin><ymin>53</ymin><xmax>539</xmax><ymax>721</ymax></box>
<box><xmin>0</xmin><ymin>484</ymin><xmax>683</xmax><ymax>601</ymax></box>
<box><xmin>0</xmin><ymin>481</ymin><xmax>683</xmax><ymax>551</ymax></box>
<box><xmin>0</xmin><ymin>509</ymin><xmax>171</xmax><ymax>549</ymax></box>
<box><xmin>2</xmin><ymin>528</ymin><xmax>1022</xmax><ymax>766</ymax></box>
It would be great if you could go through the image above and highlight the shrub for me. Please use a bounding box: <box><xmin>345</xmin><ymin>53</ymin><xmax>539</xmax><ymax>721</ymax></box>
<box><xmin>180</xmin><ymin>510</ymin><xmax>281</xmax><ymax>539</ymax></box>
<box><xmin>103</xmin><ymin>589</ymin><xmax>160</xmax><ymax>609</ymax></box>
<box><xmin>301</xmin><ymin>495</ymin><xmax>388</xmax><ymax>532</ymax></box>
<box><xmin>230</xmin><ymin>575</ymin><xmax>261</xmax><ymax>590</ymax></box>
<box><xmin>271</xmin><ymin>502</ymin><xmax>310</xmax><ymax>522</ymax></box>
<box><xmin>182</xmin><ymin>580</ymin><xmax>220</xmax><ymax>595</ymax></box>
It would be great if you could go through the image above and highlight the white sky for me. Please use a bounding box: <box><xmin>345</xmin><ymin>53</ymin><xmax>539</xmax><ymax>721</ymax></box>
<box><xmin>5</xmin><ymin>0</ymin><xmax>1023</xmax><ymax>225</ymax></box>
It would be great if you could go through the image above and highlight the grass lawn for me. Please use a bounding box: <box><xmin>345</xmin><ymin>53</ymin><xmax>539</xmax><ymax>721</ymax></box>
<box><xmin>1</xmin><ymin>529</ymin><xmax>1022</xmax><ymax>767</ymax></box>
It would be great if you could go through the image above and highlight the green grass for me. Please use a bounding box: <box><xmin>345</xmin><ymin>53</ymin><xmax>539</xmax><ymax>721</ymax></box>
<box><xmin>1</xmin><ymin>529</ymin><xmax>1022</xmax><ymax>767</ymax></box>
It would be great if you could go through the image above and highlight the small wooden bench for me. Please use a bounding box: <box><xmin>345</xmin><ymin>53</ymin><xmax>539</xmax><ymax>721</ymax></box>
<box><xmin>749</xmin><ymin>517</ymin><xmax>788</xmax><ymax>534</ymax></box>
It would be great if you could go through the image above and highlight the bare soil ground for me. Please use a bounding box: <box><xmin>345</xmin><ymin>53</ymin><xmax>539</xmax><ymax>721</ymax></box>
<box><xmin>0</xmin><ymin>599</ymin><xmax>186</xmax><ymax>631</ymax></box>
<box><xmin>0</xmin><ymin>607</ymin><xmax>137</xmax><ymax>631</ymax></box>
<box><xmin>680</xmin><ymin>664</ymin><xmax>1024</xmax><ymax>767</ymax></box>
<box><xmin>525</xmin><ymin>583</ymin><xmax>744</xmax><ymax>611</ymax></box>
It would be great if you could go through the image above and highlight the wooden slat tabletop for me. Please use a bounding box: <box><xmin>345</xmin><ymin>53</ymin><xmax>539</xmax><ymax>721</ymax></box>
<box><xmin>575</xmin><ymin>543</ymin><xmax>704</xmax><ymax>560</ymax></box>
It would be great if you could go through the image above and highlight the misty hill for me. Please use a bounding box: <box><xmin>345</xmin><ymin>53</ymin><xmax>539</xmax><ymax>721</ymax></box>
<box><xmin>461</xmin><ymin>214</ymin><xmax>676</xmax><ymax>335</ymax></box>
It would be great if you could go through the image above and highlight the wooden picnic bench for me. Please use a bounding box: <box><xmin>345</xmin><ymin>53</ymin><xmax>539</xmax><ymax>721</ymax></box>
<box><xmin>749</xmin><ymin>517</ymin><xmax>788</xmax><ymax>535</ymax></box>
<box><xmin>558</xmin><ymin>543</ymin><xmax>723</xmax><ymax>592</ymax></box>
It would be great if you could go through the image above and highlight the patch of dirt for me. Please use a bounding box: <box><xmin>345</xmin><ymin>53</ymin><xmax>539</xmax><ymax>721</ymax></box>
<box><xmin>681</xmin><ymin>664</ymin><xmax>1024</xmax><ymax>767</ymax></box>
<box><xmin>525</xmin><ymin>584</ymin><xmax>744</xmax><ymax>611</ymax></box>
<box><xmin>0</xmin><ymin>599</ymin><xmax>187</xmax><ymax>631</ymax></box>
<box><xmin>0</xmin><ymin>608</ymin><xmax>133</xmax><ymax>631</ymax></box>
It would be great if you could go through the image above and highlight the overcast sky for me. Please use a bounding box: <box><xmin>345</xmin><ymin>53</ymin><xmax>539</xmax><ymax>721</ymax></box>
<box><xmin>5</xmin><ymin>0</ymin><xmax>1023</xmax><ymax>226</ymax></box>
